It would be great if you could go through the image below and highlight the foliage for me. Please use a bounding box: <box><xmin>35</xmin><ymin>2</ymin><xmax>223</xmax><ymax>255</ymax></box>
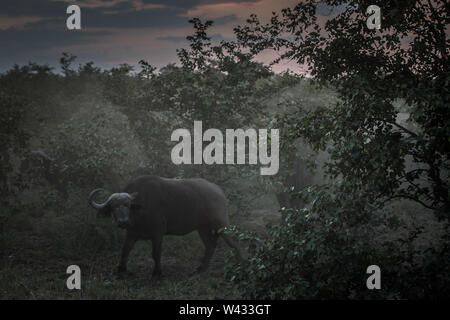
<box><xmin>235</xmin><ymin>0</ymin><xmax>450</xmax><ymax>218</ymax></box>
<box><xmin>1</xmin><ymin>6</ymin><xmax>448</xmax><ymax>299</ymax></box>
<box><xmin>225</xmin><ymin>184</ymin><xmax>450</xmax><ymax>299</ymax></box>
<box><xmin>48</xmin><ymin>102</ymin><xmax>145</xmax><ymax>191</ymax></box>
<box><xmin>224</xmin><ymin>0</ymin><xmax>450</xmax><ymax>299</ymax></box>
<box><xmin>133</xmin><ymin>19</ymin><xmax>300</xmax><ymax>210</ymax></box>
<box><xmin>0</xmin><ymin>18</ymin><xmax>300</xmax><ymax>299</ymax></box>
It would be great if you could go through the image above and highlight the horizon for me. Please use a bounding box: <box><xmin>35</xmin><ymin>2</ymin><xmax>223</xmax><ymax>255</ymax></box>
<box><xmin>0</xmin><ymin>0</ymin><xmax>346</xmax><ymax>74</ymax></box>
<box><xmin>0</xmin><ymin>1</ymin><xmax>304</xmax><ymax>73</ymax></box>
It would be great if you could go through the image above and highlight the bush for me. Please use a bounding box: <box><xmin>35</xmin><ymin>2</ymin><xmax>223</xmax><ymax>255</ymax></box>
<box><xmin>48</xmin><ymin>101</ymin><xmax>146</xmax><ymax>190</ymax></box>
<box><xmin>225</xmin><ymin>185</ymin><xmax>450</xmax><ymax>299</ymax></box>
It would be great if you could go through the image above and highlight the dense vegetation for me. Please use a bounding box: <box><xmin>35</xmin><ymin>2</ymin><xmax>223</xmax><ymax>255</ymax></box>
<box><xmin>1</xmin><ymin>0</ymin><xmax>448</xmax><ymax>299</ymax></box>
<box><xmin>224</xmin><ymin>0</ymin><xmax>450</xmax><ymax>299</ymax></box>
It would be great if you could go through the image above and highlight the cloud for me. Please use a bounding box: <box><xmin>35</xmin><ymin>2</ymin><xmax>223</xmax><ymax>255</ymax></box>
<box><xmin>157</xmin><ymin>33</ymin><xmax>228</xmax><ymax>43</ymax></box>
<box><xmin>315</xmin><ymin>2</ymin><xmax>352</xmax><ymax>16</ymax></box>
<box><xmin>156</xmin><ymin>35</ymin><xmax>188</xmax><ymax>43</ymax></box>
<box><xmin>0</xmin><ymin>0</ymin><xmax>67</xmax><ymax>17</ymax></box>
<box><xmin>143</xmin><ymin>0</ymin><xmax>261</xmax><ymax>10</ymax></box>
<box><xmin>0</xmin><ymin>0</ymin><xmax>311</xmax><ymax>72</ymax></box>
<box><xmin>81</xmin><ymin>6</ymin><xmax>189</xmax><ymax>29</ymax></box>
<box><xmin>185</xmin><ymin>0</ymin><xmax>295</xmax><ymax>20</ymax></box>
<box><xmin>57</xmin><ymin>0</ymin><xmax>165</xmax><ymax>10</ymax></box>
<box><xmin>182</xmin><ymin>0</ymin><xmax>296</xmax><ymax>40</ymax></box>
<box><xmin>0</xmin><ymin>5</ymin><xmax>194</xmax><ymax>33</ymax></box>
<box><xmin>0</xmin><ymin>26</ymin><xmax>111</xmax><ymax>70</ymax></box>
<box><xmin>0</xmin><ymin>16</ymin><xmax>46</xmax><ymax>30</ymax></box>
<box><xmin>39</xmin><ymin>27</ymin><xmax>184</xmax><ymax>70</ymax></box>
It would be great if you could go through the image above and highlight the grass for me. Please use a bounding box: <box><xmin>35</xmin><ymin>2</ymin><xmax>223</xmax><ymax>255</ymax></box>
<box><xmin>0</xmin><ymin>212</ymin><xmax>244</xmax><ymax>300</ymax></box>
<box><xmin>2</xmin><ymin>189</ymin><xmax>442</xmax><ymax>300</ymax></box>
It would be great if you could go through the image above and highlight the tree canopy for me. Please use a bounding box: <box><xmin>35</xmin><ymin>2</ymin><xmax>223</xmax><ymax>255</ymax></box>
<box><xmin>233</xmin><ymin>0</ymin><xmax>449</xmax><ymax>218</ymax></box>
<box><xmin>224</xmin><ymin>0</ymin><xmax>450</xmax><ymax>299</ymax></box>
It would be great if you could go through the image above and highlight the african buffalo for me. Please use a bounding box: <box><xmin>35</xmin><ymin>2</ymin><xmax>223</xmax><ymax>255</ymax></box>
<box><xmin>88</xmin><ymin>175</ymin><xmax>241</xmax><ymax>276</ymax></box>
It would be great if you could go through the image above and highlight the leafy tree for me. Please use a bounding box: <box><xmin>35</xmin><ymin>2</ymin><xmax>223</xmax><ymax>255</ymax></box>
<box><xmin>234</xmin><ymin>0</ymin><xmax>449</xmax><ymax>219</ymax></box>
<box><xmin>0</xmin><ymin>89</ymin><xmax>28</xmax><ymax>202</ymax></box>
<box><xmin>134</xmin><ymin>19</ymin><xmax>299</xmax><ymax>212</ymax></box>
<box><xmin>154</xmin><ymin>18</ymin><xmax>279</xmax><ymax>128</ymax></box>
<box><xmin>225</xmin><ymin>0</ymin><xmax>450</xmax><ymax>299</ymax></box>
<box><xmin>59</xmin><ymin>52</ymin><xmax>77</xmax><ymax>77</ymax></box>
<box><xmin>48</xmin><ymin>102</ymin><xmax>145</xmax><ymax>192</ymax></box>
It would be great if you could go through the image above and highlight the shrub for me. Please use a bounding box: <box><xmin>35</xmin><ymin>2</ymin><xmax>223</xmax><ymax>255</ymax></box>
<box><xmin>225</xmin><ymin>185</ymin><xmax>450</xmax><ymax>299</ymax></box>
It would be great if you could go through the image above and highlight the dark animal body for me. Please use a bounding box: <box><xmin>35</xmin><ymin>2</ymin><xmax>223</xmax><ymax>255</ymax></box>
<box><xmin>89</xmin><ymin>175</ymin><xmax>241</xmax><ymax>276</ymax></box>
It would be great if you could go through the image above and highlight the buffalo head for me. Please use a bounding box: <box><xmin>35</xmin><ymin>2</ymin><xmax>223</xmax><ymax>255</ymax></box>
<box><xmin>88</xmin><ymin>188</ymin><xmax>138</xmax><ymax>228</ymax></box>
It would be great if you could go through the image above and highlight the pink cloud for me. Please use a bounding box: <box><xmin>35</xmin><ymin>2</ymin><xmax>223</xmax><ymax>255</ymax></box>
<box><xmin>0</xmin><ymin>15</ymin><xmax>46</xmax><ymax>30</ymax></box>
<box><xmin>56</xmin><ymin>0</ymin><xmax>166</xmax><ymax>10</ymax></box>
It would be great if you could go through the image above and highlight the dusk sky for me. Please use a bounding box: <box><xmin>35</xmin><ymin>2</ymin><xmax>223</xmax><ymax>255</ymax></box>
<box><xmin>0</xmin><ymin>0</ymin><xmax>325</xmax><ymax>72</ymax></box>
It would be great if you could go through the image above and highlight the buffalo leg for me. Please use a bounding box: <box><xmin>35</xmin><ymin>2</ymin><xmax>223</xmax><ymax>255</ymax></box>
<box><xmin>151</xmin><ymin>237</ymin><xmax>163</xmax><ymax>277</ymax></box>
<box><xmin>197</xmin><ymin>228</ymin><xmax>219</xmax><ymax>272</ymax></box>
<box><xmin>118</xmin><ymin>233</ymin><xmax>136</xmax><ymax>273</ymax></box>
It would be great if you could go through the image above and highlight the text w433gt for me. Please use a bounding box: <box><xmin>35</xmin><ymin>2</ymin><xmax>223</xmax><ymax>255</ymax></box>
<box><xmin>222</xmin><ymin>304</ymin><xmax>271</xmax><ymax>315</ymax></box>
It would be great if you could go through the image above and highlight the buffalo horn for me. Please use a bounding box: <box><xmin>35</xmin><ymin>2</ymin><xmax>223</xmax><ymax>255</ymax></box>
<box><xmin>88</xmin><ymin>188</ymin><xmax>108</xmax><ymax>210</ymax></box>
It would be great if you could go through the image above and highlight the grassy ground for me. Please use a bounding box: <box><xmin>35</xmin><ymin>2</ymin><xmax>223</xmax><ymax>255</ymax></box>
<box><xmin>2</xmin><ymin>192</ymin><xmax>441</xmax><ymax>300</ymax></box>
<box><xmin>1</xmin><ymin>230</ymin><xmax>241</xmax><ymax>299</ymax></box>
<box><xmin>0</xmin><ymin>195</ymin><xmax>280</xmax><ymax>300</ymax></box>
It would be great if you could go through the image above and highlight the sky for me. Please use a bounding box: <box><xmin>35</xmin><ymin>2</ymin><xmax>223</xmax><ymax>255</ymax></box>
<box><xmin>0</xmin><ymin>0</ymin><xmax>347</xmax><ymax>73</ymax></box>
<box><xmin>0</xmin><ymin>0</ymin><xmax>293</xmax><ymax>72</ymax></box>
<box><xmin>2</xmin><ymin>1</ymin><xmax>446</xmax><ymax>74</ymax></box>
<box><xmin>0</xmin><ymin>0</ymin><xmax>356</xmax><ymax>72</ymax></box>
